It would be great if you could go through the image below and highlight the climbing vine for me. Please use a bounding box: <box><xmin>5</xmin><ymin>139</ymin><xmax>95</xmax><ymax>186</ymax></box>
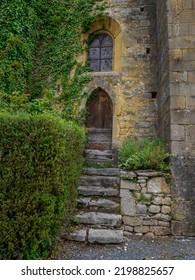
<box><xmin>0</xmin><ymin>0</ymin><xmax>105</xmax><ymax>121</ymax></box>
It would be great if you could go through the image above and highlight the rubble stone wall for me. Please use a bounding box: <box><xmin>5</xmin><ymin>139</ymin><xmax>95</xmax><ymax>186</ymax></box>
<box><xmin>120</xmin><ymin>170</ymin><xmax>172</xmax><ymax>237</ymax></box>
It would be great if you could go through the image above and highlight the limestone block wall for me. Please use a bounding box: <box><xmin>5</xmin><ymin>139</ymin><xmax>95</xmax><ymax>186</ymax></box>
<box><xmin>82</xmin><ymin>0</ymin><xmax>159</xmax><ymax>145</ymax></box>
<box><xmin>120</xmin><ymin>170</ymin><xmax>172</xmax><ymax>237</ymax></box>
<box><xmin>156</xmin><ymin>0</ymin><xmax>195</xmax><ymax>236</ymax></box>
<box><xmin>156</xmin><ymin>0</ymin><xmax>170</xmax><ymax>143</ymax></box>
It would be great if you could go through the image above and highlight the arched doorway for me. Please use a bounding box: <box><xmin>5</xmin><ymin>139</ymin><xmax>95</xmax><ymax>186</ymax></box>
<box><xmin>86</xmin><ymin>89</ymin><xmax>113</xmax><ymax>129</ymax></box>
<box><xmin>86</xmin><ymin>89</ymin><xmax>113</xmax><ymax>151</ymax></box>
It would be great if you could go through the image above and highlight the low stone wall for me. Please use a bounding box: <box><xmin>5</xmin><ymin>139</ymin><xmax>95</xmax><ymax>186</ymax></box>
<box><xmin>120</xmin><ymin>170</ymin><xmax>172</xmax><ymax>238</ymax></box>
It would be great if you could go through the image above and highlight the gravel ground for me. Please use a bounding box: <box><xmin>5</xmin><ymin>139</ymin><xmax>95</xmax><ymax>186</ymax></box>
<box><xmin>53</xmin><ymin>236</ymin><xmax>195</xmax><ymax>260</ymax></box>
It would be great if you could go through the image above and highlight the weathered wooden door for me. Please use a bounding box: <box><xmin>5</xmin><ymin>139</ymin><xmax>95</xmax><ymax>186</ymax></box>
<box><xmin>86</xmin><ymin>89</ymin><xmax>113</xmax><ymax>129</ymax></box>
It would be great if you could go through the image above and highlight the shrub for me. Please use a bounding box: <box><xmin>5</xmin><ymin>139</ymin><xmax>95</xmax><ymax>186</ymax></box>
<box><xmin>0</xmin><ymin>112</ymin><xmax>84</xmax><ymax>259</ymax></box>
<box><xmin>119</xmin><ymin>137</ymin><xmax>170</xmax><ymax>171</ymax></box>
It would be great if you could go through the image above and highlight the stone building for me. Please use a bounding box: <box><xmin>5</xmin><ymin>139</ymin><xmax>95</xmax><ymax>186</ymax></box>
<box><xmin>79</xmin><ymin>0</ymin><xmax>195</xmax><ymax>237</ymax></box>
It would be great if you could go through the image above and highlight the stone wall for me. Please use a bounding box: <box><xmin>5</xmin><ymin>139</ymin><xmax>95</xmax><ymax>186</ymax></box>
<box><xmin>156</xmin><ymin>0</ymin><xmax>170</xmax><ymax>144</ymax></box>
<box><xmin>80</xmin><ymin>0</ymin><xmax>195</xmax><ymax>237</ymax></box>
<box><xmin>120</xmin><ymin>170</ymin><xmax>172</xmax><ymax>237</ymax></box>
<box><xmin>82</xmin><ymin>0</ymin><xmax>158</xmax><ymax>145</ymax></box>
<box><xmin>156</xmin><ymin>0</ymin><xmax>195</xmax><ymax>236</ymax></box>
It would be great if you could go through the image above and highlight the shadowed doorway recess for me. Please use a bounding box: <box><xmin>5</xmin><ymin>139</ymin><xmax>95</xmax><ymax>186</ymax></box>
<box><xmin>85</xmin><ymin>89</ymin><xmax>113</xmax><ymax>165</ymax></box>
<box><xmin>86</xmin><ymin>89</ymin><xmax>113</xmax><ymax>129</ymax></box>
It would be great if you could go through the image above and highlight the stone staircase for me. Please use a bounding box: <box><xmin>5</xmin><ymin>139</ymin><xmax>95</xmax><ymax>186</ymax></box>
<box><xmin>84</xmin><ymin>128</ymin><xmax>113</xmax><ymax>166</ymax></box>
<box><xmin>65</xmin><ymin>129</ymin><xmax>123</xmax><ymax>244</ymax></box>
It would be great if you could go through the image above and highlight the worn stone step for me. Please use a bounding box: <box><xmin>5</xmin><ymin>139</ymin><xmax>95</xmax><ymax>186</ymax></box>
<box><xmin>87</xmin><ymin>128</ymin><xmax>112</xmax><ymax>133</ymax></box>
<box><xmin>86</xmin><ymin>130</ymin><xmax>112</xmax><ymax>143</ymax></box>
<box><xmin>65</xmin><ymin>229</ymin><xmax>123</xmax><ymax>244</ymax></box>
<box><xmin>84</xmin><ymin>149</ymin><xmax>112</xmax><ymax>159</ymax></box>
<box><xmin>82</xmin><ymin>168</ymin><xmax>119</xmax><ymax>177</ymax></box>
<box><xmin>88</xmin><ymin>229</ymin><xmax>123</xmax><ymax>244</ymax></box>
<box><xmin>76</xmin><ymin>212</ymin><xmax>122</xmax><ymax>227</ymax></box>
<box><xmin>84</xmin><ymin>158</ymin><xmax>113</xmax><ymax>166</ymax></box>
<box><xmin>78</xmin><ymin>186</ymin><xmax>119</xmax><ymax>197</ymax></box>
<box><xmin>78</xmin><ymin>197</ymin><xmax>120</xmax><ymax>212</ymax></box>
<box><xmin>80</xmin><ymin>176</ymin><xmax>120</xmax><ymax>188</ymax></box>
<box><xmin>65</xmin><ymin>229</ymin><xmax>87</xmax><ymax>242</ymax></box>
<box><xmin>85</xmin><ymin>142</ymin><xmax>112</xmax><ymax>150</ymax></box>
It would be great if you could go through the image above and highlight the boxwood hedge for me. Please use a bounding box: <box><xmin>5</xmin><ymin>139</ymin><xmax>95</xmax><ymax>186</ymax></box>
<box><xmin>0</xmin><ymin>112</ymin><xmax>84</xmax><ymax>259</ymax></box>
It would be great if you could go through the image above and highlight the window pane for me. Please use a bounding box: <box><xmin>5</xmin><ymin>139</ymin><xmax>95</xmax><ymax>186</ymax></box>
<box><xmin>100</xmin><ymin>59</ymin><xmax>112</xmax><ymax>71</ymax></box>
<box><xmin>88</xmin><ymin>34</ymin><xmax>113</xmax><ymax>72</ymax></box>
<box><xmin>101</xmin><ymin>47</ymin><xmax>113</xmax><ymax>59</ymax></box>
<box><xmin>90</xmin><ymin>60</ymin><xmax>100</xmax><ymax>71</ymax></box>
<box><xmin>89</xmin><ymin>38</ymin><xmax>100</xmax><ymax>48</ymax></box>
<box><xmin>89</xmin><ymin>48</ymin><xmax>100</xmax><ymax>59</ymax></box>
<box><xmin>97</xmin><ymin>34</ymin><xmax>106</xmax><ymax>43</ymax></box>
<box><xmin>102</xmin><ymin>35</ymin><xmax>113</xmax><ymax>47</ymax></box>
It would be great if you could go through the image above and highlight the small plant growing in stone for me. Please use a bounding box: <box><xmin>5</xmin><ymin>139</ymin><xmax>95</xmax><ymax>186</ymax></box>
<box><xmin>70</xmin><ymin>216</ymin><xmax>81</xmax><ymax>225</ymax></box>
<box><xmin>119</xmin><ymin>137</ymin><xmax>170</xmax><ymax>171</ymax></box>
<box><xmin>132</xmin><ymin>191</ymin><xmax>141</xmax><ymax>200</ymax></box>
<box><xmin>130</xmin><ymin>178</ymin><xmax>139</xmax><ymax>184</ymax></box>
<box><xmin>138</xmin><ymin>194</ymin><xmax>151</xmax><ymax>204</ymax></box>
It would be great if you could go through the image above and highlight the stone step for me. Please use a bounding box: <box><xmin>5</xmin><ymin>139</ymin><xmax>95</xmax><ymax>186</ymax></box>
<box><xmin>85</xmin><ymin>142</ymin><xmax>112</xmax><ymax>150</ymax></box>
<box><xmin>86</xmin><ymin>130</ymin><xmax>112</xmax><ymax>143</ymax></box>
<box><xmin>65</xmin><ymin>229</ymin><xmax>123</xmax><ymax>244</ymax></box>
<box><xmin>87</xmin><ymin>128</ymin><xmax>112</xmax><ymax>133</ymax></box>
<box><xmin>76</xmin><ymin>212</ymin><xmax>122</xmax><ymax>227</ymax></box>
<box><xmin>65</xmin><ymin>229</ymin><xmax>87</xmax><ymax>242</ymax></box>
<box><xmin>88</xmin><ymin>229</ymin><xmax>123</xmax><ymax>244</ymax></box>
<box><xmin>82</xmin><ymin>168</ymin><xmax>119</xmax><ymax>177</ymax></box>
<box><xmin>84</xmin><ymin>158</ymin><xmax>113</xmax><ymax>166</ymax></box>
<box><xmin>84</xmin><ymin>149</ymin><xmax>112</xmax><ymax>159</ymax></box>
<box><xmin>78</xmin><ymin>186</ymin><xmax>119</xmax><ymax>197</ymax></box>
<box><xmin>77</xmin><ymin>197</ymin><xmax>120</xmax><ymax>213</ymax></box>
<box><xmin>80</xmin><ymin>176</ymin><xmax>120</xmax><ymax>188</ymax></box>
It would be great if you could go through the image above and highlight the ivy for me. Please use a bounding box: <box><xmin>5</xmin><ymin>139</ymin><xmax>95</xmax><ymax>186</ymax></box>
<box><xmin>0</xmin><ymin>0</ymin><xmax>105</xmax><ymax>121</ymax></box>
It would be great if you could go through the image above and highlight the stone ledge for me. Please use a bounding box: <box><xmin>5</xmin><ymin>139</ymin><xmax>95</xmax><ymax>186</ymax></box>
<box><xmin>91</xmin><ymin>71</ymin><xmax>120</xmax><ymax>78</ymax></box>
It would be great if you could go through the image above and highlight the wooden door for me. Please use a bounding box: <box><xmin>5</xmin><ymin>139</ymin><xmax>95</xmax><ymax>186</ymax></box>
<box><xmin>86</xmin><ymin>90</ymin><xmax>113</xmax><ymax>129</ymax></box>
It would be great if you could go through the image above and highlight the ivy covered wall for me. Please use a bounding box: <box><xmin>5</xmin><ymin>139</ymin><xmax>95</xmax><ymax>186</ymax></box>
<box><xmin>0</xmin><ymin>0</ymin><xmax>104</xmax><ymax>120</ymax></box>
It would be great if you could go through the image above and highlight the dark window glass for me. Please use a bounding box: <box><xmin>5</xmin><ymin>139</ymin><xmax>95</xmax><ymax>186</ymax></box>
<box><xmin>88</xmin><ymin>34</ymin><xmax>113</xmax><ymax>72</ymax></box>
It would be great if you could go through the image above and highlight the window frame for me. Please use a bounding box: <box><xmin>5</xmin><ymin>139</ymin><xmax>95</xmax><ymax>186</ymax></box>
<box><xmin>88</xmin><ymin>33</ymin><xmax>113</xmax><ymax>72</ymax></box>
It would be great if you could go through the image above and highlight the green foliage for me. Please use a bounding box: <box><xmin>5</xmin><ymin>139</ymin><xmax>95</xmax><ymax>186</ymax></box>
<box><xmin>0</xmin><ymin>90</ymin><xmax>59</xmax><ymax>115</ymax></box>
<box><xmin>130</xmin><ymin>178</ymin><xmax>139</xmax><ymax>184</ymax></box>
<box><xmin>0</xmin><ymin>112</ymin><xmax>85</xmax><ymax>259</ymax></box>
<box><xmin>138</xmin><ymin>194</ymin><xmax>151</xmax><ymax>203</ymax></box>
<box><xmin>119</xmin><ymin>137</ymin><xmax>170</xmax><ymax>171</ymax></box>
<box><xmin>0</xmin><ymin>0</ymin><xmax>105</xmax><ymax>122</ymax></box>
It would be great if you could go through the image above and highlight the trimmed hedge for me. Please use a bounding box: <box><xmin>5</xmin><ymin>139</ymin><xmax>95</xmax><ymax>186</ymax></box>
<box><xmin>0</xmin><ymin>113</ymin><xmax>84</xmax><ymax>259</ymax></box>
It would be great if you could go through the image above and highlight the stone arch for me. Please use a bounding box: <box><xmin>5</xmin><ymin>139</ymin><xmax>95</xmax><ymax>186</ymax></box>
<box><xmin>81</xmin><ymin>77</ymin><xmax>117</xmax><ymax>108</ymax></box>
<box><xmin>82</xmin><ymin>16</ymin><xmax>122</xmax><ymax>72</ymax></box>
<box><xmin>80</xmin><ymin>74</ymin><xmax>120</xmax><ymax>146</ymax></box>
<box><xmin>89</xmin><ymin>16</ymin><xmax>122</xmax><ymax>39</ymax></box>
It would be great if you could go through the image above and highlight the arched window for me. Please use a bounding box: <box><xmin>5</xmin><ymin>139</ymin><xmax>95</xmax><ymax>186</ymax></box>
<box><xmin>88</xmin><ymin>34</ymin><xmax>113</xmax><ymax>72</ymax></box>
